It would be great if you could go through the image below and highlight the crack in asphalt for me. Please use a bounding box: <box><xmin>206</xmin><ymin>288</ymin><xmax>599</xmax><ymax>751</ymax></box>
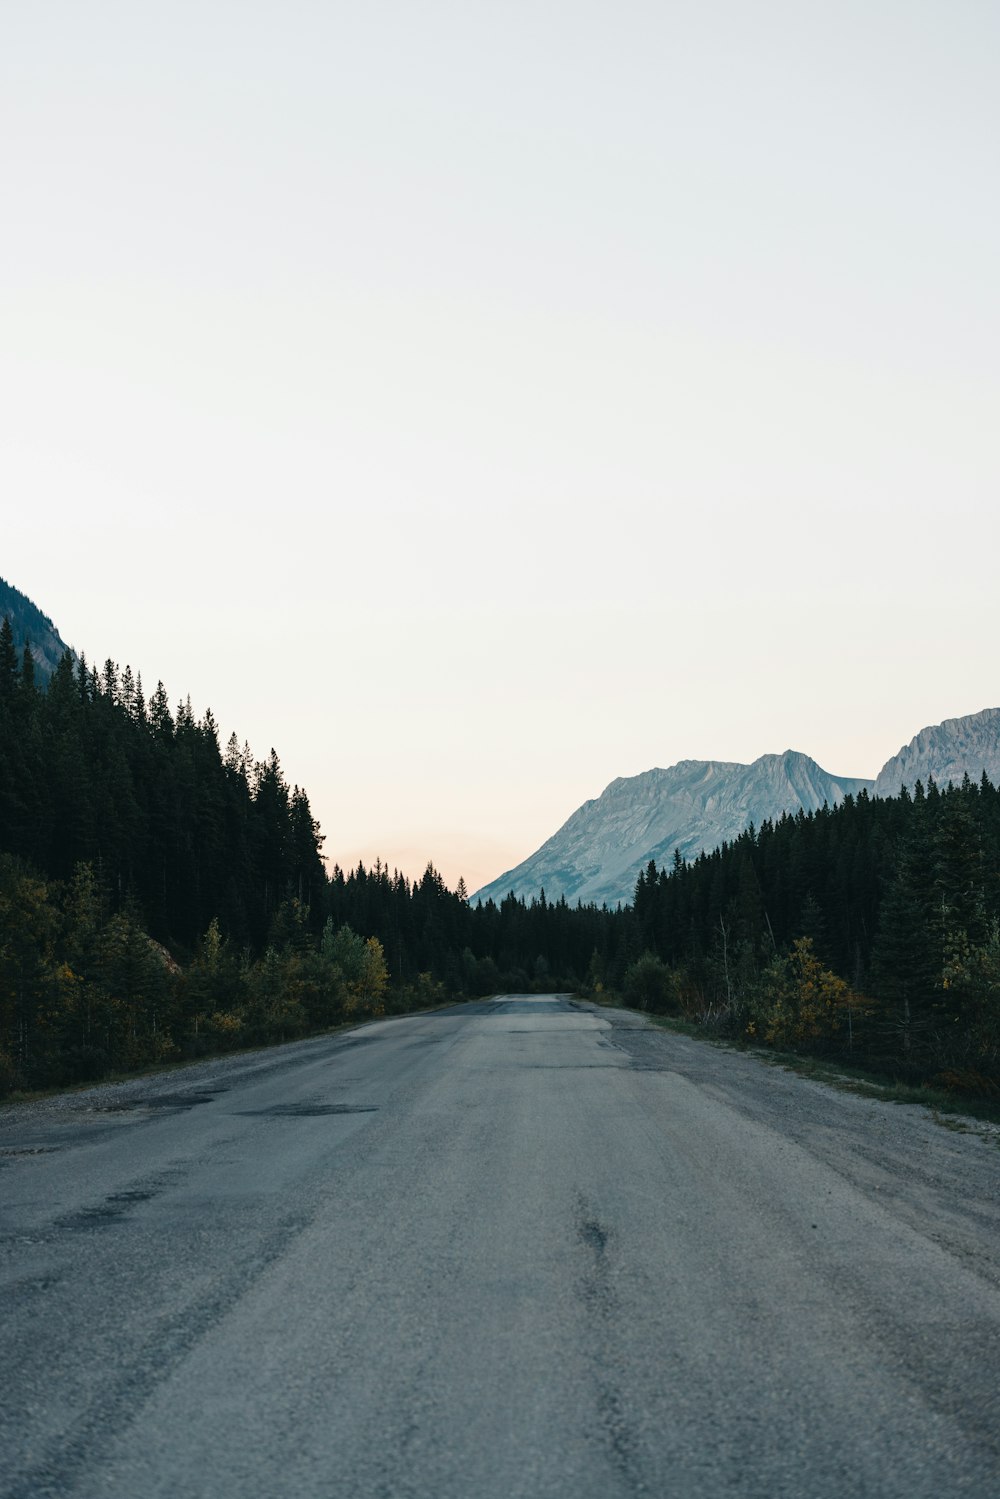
<box><xmin>235</xmin><ymin>1104</ymin><xmax>380</xmax><ymax>1118</ymax></box>
<box><xmin>576</xmin><ymin>1193</ymin><xmax>648</xmax><ymax>1497</ymax></box>
<box><xmin>88</xmin><ymin>1089</ymin><xmax>228</xmax><ymax>1113</ymax></box>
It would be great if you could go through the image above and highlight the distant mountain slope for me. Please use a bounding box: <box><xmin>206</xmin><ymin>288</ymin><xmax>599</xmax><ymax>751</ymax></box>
<box><xmin>873</xmin><ymin>708</ymin><xmax>1000</xmax><ymax>799</ymax></box>
<box><xmin>475</xmin><ymin>705</ymin><xmax>1000</xmax><ymax>908</ymax></box>
<box><xmin>0</xmin><ymin>576</ymin><xmax>73</xmax><ymax>680</ymax></box>
<box><xmin>473</xmin><ymin>752</ymin><xmax>874</xmax><ymax>908</ymax></box>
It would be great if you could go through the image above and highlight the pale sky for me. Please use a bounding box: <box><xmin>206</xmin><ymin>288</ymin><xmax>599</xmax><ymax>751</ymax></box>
<box><xmin>3</xmin><ymin>2</ymin><xmax>999</xmax><ymax>894</ymax></box>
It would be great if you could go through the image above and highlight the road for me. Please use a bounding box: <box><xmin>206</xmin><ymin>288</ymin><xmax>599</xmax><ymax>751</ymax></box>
<box><xmin>1</xmin><ymin>995</ymin><xmax>999</xmax><ymax>1498</ymax></box>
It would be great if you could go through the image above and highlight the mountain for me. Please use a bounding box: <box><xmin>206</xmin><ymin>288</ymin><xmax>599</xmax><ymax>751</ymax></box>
<box><xmin>475</xmin><ymin>705</ymin><xmax>1000</xmax><ymax>908</ymax></box>
<box><xmin>873</xmin><ymin>707</ymin><xmax>1000</xmax><ymax>799</ymax></box>
<box><xmin>473</xmin><ymin>752</ymin><xmax>874</xmax><ymax>908</ymax></box>
<box><xmin>0</xmin><ymin>576</ymin><xmax>73</xmax><ymax>681</ymax></box>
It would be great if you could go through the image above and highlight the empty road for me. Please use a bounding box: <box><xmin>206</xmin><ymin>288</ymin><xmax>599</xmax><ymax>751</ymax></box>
<box><xmin>2</xmin><ymin>995</ymin><xmax>999</xmax><ymax>1498</ymax></box>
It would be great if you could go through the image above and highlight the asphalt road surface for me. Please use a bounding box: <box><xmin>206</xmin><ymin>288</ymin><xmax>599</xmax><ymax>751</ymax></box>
<box><xmin>2</xmin><ymin>995</ymin><xmax>999</xmax><ymax>1498</ymax></box>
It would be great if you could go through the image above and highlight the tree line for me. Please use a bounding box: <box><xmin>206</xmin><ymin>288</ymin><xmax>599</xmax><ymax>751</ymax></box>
<box><xmin>1</xmin><ymin>613</ymin><xmax>998</xmax><ymax>1102</ymax></box>
<box><xmin>626</xmin><ymin>776</ymin><xmax>1000</xmax><ymax>1098</ymax></box>
<box><xmin>0</xmin><ymin>621</ymin><xmax>631</xmax><ymax>1092</ymax></box>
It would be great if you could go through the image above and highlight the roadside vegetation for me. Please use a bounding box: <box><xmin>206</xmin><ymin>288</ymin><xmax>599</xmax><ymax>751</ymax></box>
<box><xmin>1</xmin><ymin>614</ymin><xmax>999</xmax><ymax>1111</ymax></box>
<box><xmin>590</xmin><ymin>779</ymin><xmax>1000</xmax><ymax>1117</ymax></box>
<box><xmin>601</xmin><ymin>1001</ymin><xmax>1000</xmax><ymax>1129</ymax></box>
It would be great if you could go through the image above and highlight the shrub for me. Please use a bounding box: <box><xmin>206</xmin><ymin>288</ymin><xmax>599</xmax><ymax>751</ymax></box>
<box><xmin>623</xmin><ymin>951</ymin><xmax>681</xmax><ymax>1014</ymax></box>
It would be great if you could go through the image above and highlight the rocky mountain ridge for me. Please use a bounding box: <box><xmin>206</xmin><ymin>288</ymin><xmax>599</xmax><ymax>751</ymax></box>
<box><xmin>474</xmin><ymin>707</ymin><xmax>1000</xmax><ymax>908</ymax></box>
<box><xmin>0</xmin><ymin>576</ymin><xmax>73</xmax><ymax>681</ymax></box>
<box><xmin>873</xmin><ymin>708</ymin><xmax>1000</xmax><ymax>800</ymax></box>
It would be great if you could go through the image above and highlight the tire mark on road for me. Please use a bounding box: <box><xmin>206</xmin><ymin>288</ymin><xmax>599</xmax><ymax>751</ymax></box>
<box><xmin>3</xmin><ymin>1206</ymin><xmax>315</xmax><ymax>1499</ymax></box>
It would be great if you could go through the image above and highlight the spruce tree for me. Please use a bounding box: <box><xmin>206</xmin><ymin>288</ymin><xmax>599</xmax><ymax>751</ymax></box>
<box><xmin>0</xmin><ymin>617</ymin><xmax>18</xmax><ymax>703</ymax></box>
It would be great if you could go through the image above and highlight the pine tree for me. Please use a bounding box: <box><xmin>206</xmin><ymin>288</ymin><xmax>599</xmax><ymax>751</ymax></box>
<box><xmin>0</xmin><ymin>617</ymin><xmax>18</xmax><ymax>703</ymax></box>
<box><xmin>19</xmin><ymin>643</ymin><xmax>36</xmax><ymax>698</ymax></box>
<box><xmin>871</xmin><ymin>836</ymin><xmax>938</xmax><ymax>1070</ymax></box>
<box><xmin>148</xmin><ymin>681</ymin><xmax>174</xmax><ymax>740</ymax></box>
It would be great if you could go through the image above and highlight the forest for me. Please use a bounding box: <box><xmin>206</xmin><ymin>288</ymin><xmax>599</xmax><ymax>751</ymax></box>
<box><xmin>0</xmin><ymin>620</ymin><xmax>629</xmax><ymax>1092</ymax></box>
<box><xmin>628</xmin><ymin>777</ymin><xmax>1000</xmax><ymax>1098</ymax></box>
<box><xmin>0</xmin><ymin>615</ymin><xmax>997</xmax><ymax>1103</ymax></box>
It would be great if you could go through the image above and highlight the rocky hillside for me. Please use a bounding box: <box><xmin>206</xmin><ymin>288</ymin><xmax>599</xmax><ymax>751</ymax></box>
<box><xmin>0</xmin><ymin>576</ymin><xmax>73</xmax><ymax>680</ymax></box>
<box><xmin>475</xmin><ymin>705</ymin><xmax>1000</xmax><ymax>908</ymax></box>
<box><xmin>873</xmin><ymin>707</ymin><xmax>1000</xmax><ymax>799</ymax></box>
<box><xmin>473</xmin><ymin>752</ymin><xmax>874</xmax><ymax>908</ymax></box>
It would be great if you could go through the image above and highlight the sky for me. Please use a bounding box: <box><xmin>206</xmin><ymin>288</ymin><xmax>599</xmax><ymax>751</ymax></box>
<box><xmin>3</xmin><ymin>1</ymin><xmax>999</xmax><ymax>895</ymax></box>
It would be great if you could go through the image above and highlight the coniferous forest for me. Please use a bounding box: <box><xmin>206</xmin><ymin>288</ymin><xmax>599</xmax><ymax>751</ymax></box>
<box><xmin>0</xmin><ymin>613</ymin><xmax>998</xmax><ymax>1104</ymax></box>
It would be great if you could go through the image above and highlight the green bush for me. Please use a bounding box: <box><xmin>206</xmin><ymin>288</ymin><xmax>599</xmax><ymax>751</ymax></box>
<box><xmin>623</xmin><ymin>951</ymin><xmax>681</xmax><ymax>1013</ymax></box>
